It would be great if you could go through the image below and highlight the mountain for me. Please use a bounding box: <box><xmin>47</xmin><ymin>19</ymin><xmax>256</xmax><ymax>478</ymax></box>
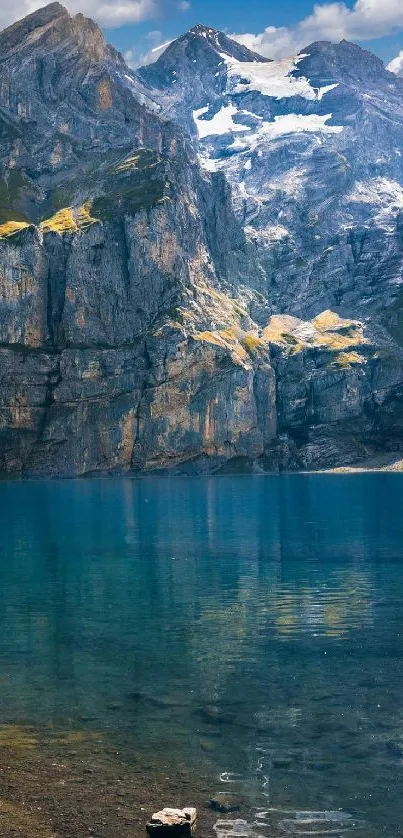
<box><xmin>137</xmin><ymin>24</ymin><xmax>270</xmax><ymax>134</ymax></box>
<box><xmin>139</xmin><ymin>30</ymin><xmax>403</xmax><ymax>468</ymax></box>
<box><xmin>0</xmin><ymin>6</ymin><xmax>403</xmax><ymax>475</ymax></box>
<box><xmin>140</xmin><ymin>33</ymin><xmax>403</xmax><ymax>316</ymax></box>
<box><xmin>0</xmin><ymin>1</ymin><xmax>180</xmax><ymax>220</ymax></box>
<box><xmin>0</xmin><ymin>5</ymin><xmax>271</xmax><ymax>477</ymax></box>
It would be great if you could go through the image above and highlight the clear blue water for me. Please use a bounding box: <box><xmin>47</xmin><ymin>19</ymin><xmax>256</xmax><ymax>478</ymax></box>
<box><xmin>0</xmin><ymin>474</ymin><xmax>403</xmax><ymax>837</ymax></box>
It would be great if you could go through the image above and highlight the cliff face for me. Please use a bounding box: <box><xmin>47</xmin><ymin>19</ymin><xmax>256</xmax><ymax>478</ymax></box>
<box><xmin>0</xmin><ymin>7</ymin><xmax>403</xmax><ymax>475</ymax></box>
<box><xmin>0</xmin><ymin>5</ymin><xmax>272</xmax><ymax>476</ymax></box>
<box><xmin>1</xmin><ymin>183</ymin><xmax>276</xmax><ymax>476</ymax></box>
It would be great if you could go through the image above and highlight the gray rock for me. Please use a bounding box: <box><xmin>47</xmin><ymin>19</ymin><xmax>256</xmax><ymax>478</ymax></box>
<box><xmin>146</xmin><ymin>807</ymin><xmax>196</xmax><ymax>836</ymax></box>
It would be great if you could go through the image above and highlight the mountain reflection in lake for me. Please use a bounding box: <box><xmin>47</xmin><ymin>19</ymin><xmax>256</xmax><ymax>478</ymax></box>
<box><xmin>0</xmin><ymin>474</ymin><xmax>402</xmax><ymax>837</ymax></box>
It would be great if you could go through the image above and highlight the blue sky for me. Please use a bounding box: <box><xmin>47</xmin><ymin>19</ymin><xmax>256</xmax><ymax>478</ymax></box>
<box><xmin>3</xmin><ymin>0</ymin><xmax>403</xmax><ymax>71</ymax></box>
<box><xmin>101</xmin><ymin>0</ymin><xmax>403</xmax><ymax>68</ymax></box>
<box><xmin>105</xmin><ymin>0</ymin><xmax>345</xmax><ymax>48</ymax></box>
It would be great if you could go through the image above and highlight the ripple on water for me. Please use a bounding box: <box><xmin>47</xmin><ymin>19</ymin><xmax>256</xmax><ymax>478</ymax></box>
<box><xmin>214</xmin><ymin>809</ymin><xmax>361</xmax><ymax>838</ymax></box>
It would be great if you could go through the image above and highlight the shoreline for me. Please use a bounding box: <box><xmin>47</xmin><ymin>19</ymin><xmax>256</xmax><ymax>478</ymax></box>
<box><xmin>316</xmin><ymin>454</ymin><xmax>403</xmax><ymax>473</ymax></box>
<box><xmin>0</xmin><ymin>721</ymin><xmax>226</xmax><ymax>838</ymax></box>
<box><xmin>1</xmin><ymin>455</ymin><xmax>403</xmax><ymax>481</ymax></box>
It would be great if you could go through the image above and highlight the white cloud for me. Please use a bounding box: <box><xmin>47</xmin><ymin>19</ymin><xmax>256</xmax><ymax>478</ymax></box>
<box><xmin>146</xmin><ymin>28</ymin><xmax>163</xmax><ymax>43</ymax></box>
<box><xmin>388</xmin><ymin>50</ymin><xmax>403</xmax><ymax>75</ymax></box>
<box><xmin>4</xmin><ymin>0</ymin><xmax>402</xmax><ymax>68</ymax></box>
<box><xmin>124</xmin><ymin>29</ymin><xmax>172</xmax><ymax>66</ymax></box>
<box><xmin>123</xmin><ymin>48</ymin><xmax>135</xmax><ymax>66</ymax></box>
<box><xmin>0</xmin><ymin>0</ymin><xmax>184</xmax><ymax>30</ymax></box>
<box><xmin>141</xmin><ymin>38</ymin><xmax>173</xmax><ymax>63</ymax></box>
<box><xmin>84</xmin><ymin>0</ymin><xmax>158</xmax><ymax>27</ymax></box>
<box><xmin>231</xmin><ymin>0</ymin><xmax>403</xmax><ymax>60</ymax></box>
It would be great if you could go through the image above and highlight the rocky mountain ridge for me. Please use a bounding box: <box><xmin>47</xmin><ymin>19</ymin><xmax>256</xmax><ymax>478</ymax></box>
<box><xmin>0</xmin><ymin>5</ymin><xmax>403</xmax><ymax>475</ymax></box>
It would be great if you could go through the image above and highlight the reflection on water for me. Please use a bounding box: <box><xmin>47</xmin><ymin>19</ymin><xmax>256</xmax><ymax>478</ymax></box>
<box><xmin>0</xmin><ymin>474</ymin><xmax>402</xmax><ymax>836</ymax></box>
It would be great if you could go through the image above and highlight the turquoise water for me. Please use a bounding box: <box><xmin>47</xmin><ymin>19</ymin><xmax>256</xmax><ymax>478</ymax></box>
<box><xmin>0</xmin><ymin>475</ymin><xmax>403</xmax><ymax>836</ymax></box>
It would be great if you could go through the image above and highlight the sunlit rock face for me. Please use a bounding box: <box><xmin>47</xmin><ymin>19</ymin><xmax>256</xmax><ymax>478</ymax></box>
<box><xmin>0</xmin><ymin>7</ymin><xmax>403</xmax><ymax>475</ymax></box>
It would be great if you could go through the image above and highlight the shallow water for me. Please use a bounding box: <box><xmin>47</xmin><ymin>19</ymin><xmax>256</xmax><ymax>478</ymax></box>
<box><xmin>0</xmin><ymin>474</ymin><xmax>403</xmax><ymax>837</ymax></box>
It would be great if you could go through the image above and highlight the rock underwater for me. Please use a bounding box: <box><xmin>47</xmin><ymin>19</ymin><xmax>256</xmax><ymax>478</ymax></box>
<box><xmin>146</xmin><ymin>807</ymin><xmax>197</xmax><ymax>836</ymax></box>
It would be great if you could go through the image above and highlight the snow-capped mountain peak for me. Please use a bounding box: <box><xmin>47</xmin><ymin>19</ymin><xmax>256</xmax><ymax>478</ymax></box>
<box><xmin>136</xmin><ymin>23</ymin><xmax>271</xmax><ymax>118</ymax></box>
<box><xmin>138</xmin><ymin>28</ymin><xmax>403</xmax><ymax>328</ymax></box>
<box><xmin>185</xmin><ymin>24</ymin><xmax>271</xmax><ymax>63</ymax></box>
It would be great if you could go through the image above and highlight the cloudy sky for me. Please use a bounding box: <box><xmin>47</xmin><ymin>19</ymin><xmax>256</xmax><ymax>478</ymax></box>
<box><xmin>4</xmin><ymin>0</ymin><xmax>403</xmax><ymax>71</ymax></box>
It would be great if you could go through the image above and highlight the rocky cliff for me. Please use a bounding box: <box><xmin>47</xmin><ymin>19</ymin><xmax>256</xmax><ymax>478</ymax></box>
<box><xmin>1</xmin><ymin>6</ymin><xmax>403</xmax><ymax>475</ymax></box>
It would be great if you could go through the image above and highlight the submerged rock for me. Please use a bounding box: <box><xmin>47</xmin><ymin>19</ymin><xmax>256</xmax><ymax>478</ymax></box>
<box><xmin>196</xmin><ymin>706</ymin><xmax>236</xmax><ymax>725</ymax></box>
<box><xmin>209</xmin><ymin>793</ymin><xmax>242</xmax><ymax>813</ymax></box>
<box><xmin>199</xmin><ymin>737</ymin><xmax>216</xmax><ymax>752</ymax></box>
<box><xmin>146</xmin><ymin>807</ymin><xmax>196</xmax><ymax>836</ymax></box>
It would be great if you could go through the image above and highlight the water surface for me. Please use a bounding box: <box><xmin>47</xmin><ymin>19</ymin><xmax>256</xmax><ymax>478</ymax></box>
<box><xmin>0</xmin><ymin>475</ymin><xmax>402</xmax><ymax>837</ymax></box>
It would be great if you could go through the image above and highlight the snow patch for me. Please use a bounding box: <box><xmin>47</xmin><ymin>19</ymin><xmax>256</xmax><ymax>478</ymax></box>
<box><xmin>257</xmin><ymin>113</ymin><xmax>343</xmax><ymax>139</ymax></box>
<box><xmin>193</xmin><ymin>105</ymin><xmax>251</xmax><ymax>138</ymax></box>
<box><xmin>317</xmin><ymin>83</ymin><xmax>339</xmax><ymax>100</ymax></box>
<box><xmin>223</xmin><ymin>55</ymin><xmax>339</xmax><ymax>101</ymax></box>
<box><xmin>151</xmin><ymin>39</ymin><xmax>173</xmax><ymax>54</ymax></box>
<box><xmin>195</xmin><ymin>106</ymin><xmax>209</xmax><ymax>117</ymax></box>
<box><xmin>197</xmin><ymin>113</ymin><xmax>342</xmax><ymax>181</ymax></box>
<box><xmin>226</xmin><ymin>114</ymin><xmax>343</xmax><ymax>153</ymax></box>
<box><xmin>195</xmin><ymin>105</ymin><xmax>342</xmax><ymax>143</ymax></box>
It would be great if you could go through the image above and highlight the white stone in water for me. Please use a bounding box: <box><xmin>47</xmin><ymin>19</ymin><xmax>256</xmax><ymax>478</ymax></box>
<box><xmin>182</xmin><ymin>808</ymin><xmax>197</xmax><ymax>825</ymax></box>
<box><xmin>146</xmin><ymin>806</ymin><xmax>196</xmax><ymax>835</ymax></box>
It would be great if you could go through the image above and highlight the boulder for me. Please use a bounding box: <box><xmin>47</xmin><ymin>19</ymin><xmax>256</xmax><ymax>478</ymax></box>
<box><xmin>146</xmin><ymin>807</ymin><xmax>196</xmax><ymax>836</ymax></box>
